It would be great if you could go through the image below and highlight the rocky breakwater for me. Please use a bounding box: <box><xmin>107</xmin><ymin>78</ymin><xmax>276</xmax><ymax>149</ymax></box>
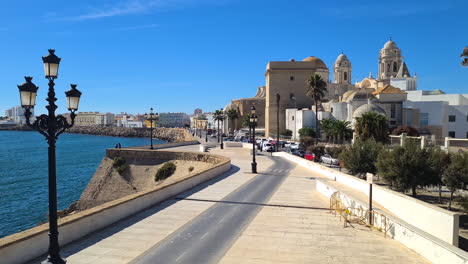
<box><xmin>67</xmin><ymin>126</ymin><xmax>194</xmax><ymax>143</ymax></box>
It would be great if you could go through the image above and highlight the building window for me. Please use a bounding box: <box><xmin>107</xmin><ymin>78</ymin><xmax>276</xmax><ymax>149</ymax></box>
<box><xmin>344</xmin><ymin>72</ymin><xmax>347</xmax><ymax>81</ymax></box>
<box><xmin>331</xmin><ymin>107</ymin><xmax>334</xmax><ymax>113</ymax></box>
<box><xmin>449</xmin><ymin>115</ymin><xmax>456</xmax><ymax>122</ymax></box>
<box><xmin>292</xmin><ymin>116</ymin><xmax>294</xmax><ymax>121</ymax></box>
<box><xmin>466</xmin><ymin>115</ymin><xmax>468</xmax><ymax>122</ymax></box>
<box><xmin>387</xmin><ymin>64</ymin><xmax>390</xmax><ymax>72</ymax></box>
<box><xmin>466</xmin><ymin>131</ymin><xmax>468</xmax><ymax>139</ymax></box>
<box><xmin>420</xmin><ymin>113</ymin><xmax>429</xmax><ymax>126</ymax></box>
<box><xmin>290</xmin><ymin>76</ymin><xmax>294</xmax><ymax>81</ymax></box>
<box><xmin>390</xmin><ymin>104</ymin><xmax>396</xmax><ymax>118</ymax></box>
<box><xmin>406</xmin><ymin>109</ymin><xmax>412</xmax><ymax>125</ymax></box>
<box><xmin>393</xmin><ymin>62</ymin><xmax>397</xmax><ymax>72</ymax></box>
<box><xmin>448</xmin><ymin>131</ymin><xmax>455</xmax><ymax>138</ymax></box>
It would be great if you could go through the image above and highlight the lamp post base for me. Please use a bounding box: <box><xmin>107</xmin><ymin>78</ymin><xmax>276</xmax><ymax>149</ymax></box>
<box><xmin>251</xmin><ymin>162</ymin><xmax>257</xmax><ymax>173</ymax></box>
<box><xmin>220</xmin><ymin>143</ymin><xmax>224</xmax><ymax>149</ymax></box>
<box><xmin>42</xmin><ymin>256</ymin><xmax>66</xmax><ymax>264</ymax></box>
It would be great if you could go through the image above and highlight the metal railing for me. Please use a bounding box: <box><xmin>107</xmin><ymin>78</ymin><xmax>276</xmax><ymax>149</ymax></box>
<box><xmin>329</xmin><ymin>192</ymin><xmax>393</xmax><ymax>237</ymax></box>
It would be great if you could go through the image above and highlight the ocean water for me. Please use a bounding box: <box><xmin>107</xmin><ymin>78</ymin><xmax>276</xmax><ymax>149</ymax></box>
<box><xmin>0</xmin><ymin>130</ymin><xmax>164</xmax><ymax>238</ymax></box>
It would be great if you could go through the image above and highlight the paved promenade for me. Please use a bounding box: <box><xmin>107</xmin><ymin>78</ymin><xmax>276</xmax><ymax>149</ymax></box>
<box><xmin>29</xmin><ymin>144</ymin><xmax>428</xmax><ymax>264</ymax></box>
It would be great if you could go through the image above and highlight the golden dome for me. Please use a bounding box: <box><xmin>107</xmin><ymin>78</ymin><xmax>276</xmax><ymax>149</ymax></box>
<box><xmin>302</xmin><ymin>56</ymin><xmax>327</xmax><ymax>68</ymax></box>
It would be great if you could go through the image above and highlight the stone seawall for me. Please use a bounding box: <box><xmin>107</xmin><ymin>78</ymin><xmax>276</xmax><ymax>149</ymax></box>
<box><xmin>1</xmin><ymin>126</ymin><xmax>194</xmax><ymax>143</ymax></box>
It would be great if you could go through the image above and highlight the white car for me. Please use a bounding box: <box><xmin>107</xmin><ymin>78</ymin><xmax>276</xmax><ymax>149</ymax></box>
<box><xmin>320</xmin><ymin>154</ymin><xmax>339</xmax><ymax>166</ymax></box>
<box><xmin>262</xmin><ymin>142</ymin><xmax>273</xmax><ymax>152</ymax></box>
<box><xmin>289</xmin><ymin>143</ymin><xmax>299</xmax><ymax>149</ymax></box>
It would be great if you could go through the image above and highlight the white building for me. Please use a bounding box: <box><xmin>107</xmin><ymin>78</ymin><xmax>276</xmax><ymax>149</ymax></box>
<box><xmin>4</xmin><ymin>106</ymin><xmax>32</xmax><ymax>124</ymax></box>
<box><xmin>404</xmin><ymin>90</ymin><xmax>468</xmax><ymax>139</ymax></box>
<box><xmin>285</xmin><ymin>108</ymin><xmax>316</xmax><ymax>141</ymax></box>
<box><xmin>117</xmin><ymin>114</ymin><xmax>143</xmax><ymax>128</ymax></box>
<box><xmin>158</xmin><ymin>112</ymin><xmax>190</xmax><ymax>127</ymax></box>
<box><xmin>75</xmin><ymin>112</ymin><xmax>115</xmax><ymax>126</ymax></box>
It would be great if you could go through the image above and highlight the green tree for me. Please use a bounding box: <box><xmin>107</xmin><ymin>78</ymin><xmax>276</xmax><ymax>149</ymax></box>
<box><xmin>332</xmin><ymin>120</ymin><xmax>353</xmax><ymax>143</ymax></box>
<box><xmin>320</xmin><ymin>118</ymin><xmax>334</xmax><ymax>142</ymax></box>
<box><xmin>281</xmin><ymin>129</ymin><xmax>293</xmax><ymax>137</ymax></box>
<box><xmin>298</xmin><ymin>127</ymin><xmax>316</xmax><ymax>139</ymax></box>
<box><xmin>376</xmin><ymin>140</ymin><xmax>431</xmax><ymax>196</ymax></box>
<box><xmin>427</xmin><ymin>147</ymin><xmax>451</xmax><ymax>203</ymax></box>
<box><xmin>339</xmin><ymin>139</ymin><xmax>383</xmax><ymax>176</ymax></box>
<box><xmin>391</xmin><ymin>125</ymin><xmax>420</xmax><ymax>136</ymax></box>
<box><xmin>443</xmin><ymin>152</ymin><xmax>468</xmax><ymax>210</ymax></box>
<box><xmin>355</xmin><ymin>111</ymin><xmax>389</xmax><ymax>143</ymax></box>
<box><xmin>306</xmin><ymin>74</ymin><xmax>327</xmax><ymax>143</ymax></box>
<box><xmin>226</xmin><ymin>108</ymin><xmax>240</xmax><ymax>134</ymax></box>
<box><xmin>242</xmin><ymin>114</ymin><xmax>252</xmax><ymax>128</ymax></box>
<box><xmin>213</xmin><ymin>109</ymin><xmax>225</xmax><ymax>133</ymax></box>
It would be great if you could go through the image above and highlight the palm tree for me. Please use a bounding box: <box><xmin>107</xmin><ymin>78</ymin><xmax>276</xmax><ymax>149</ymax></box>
<box><xmin>226</xmin><ymin>108</ymin><xmax>239</xmax><ymax>135</ymax></box>
<box><xmin>320</xmin><ymin>118</ymin><xmax>334</xmax><ymax>142</ymax></box>
<box><xmin>213</xmin><ymin>109</ymin><xmax>224</xmax><ymax>142</ymax></box>
<box><xmin>332</xmin><ymin>120</ymin><xmax>352</xmax><ymax>143</ymax></box>
<box><xmin>306</xmin><ymin>74</ymin><xmax>327</xmax><ymax>143</ymax></box>
<box><xmin>355</xmin><ymin>111</ymin><xmax>389</xmax><ymax>143</ymax></box>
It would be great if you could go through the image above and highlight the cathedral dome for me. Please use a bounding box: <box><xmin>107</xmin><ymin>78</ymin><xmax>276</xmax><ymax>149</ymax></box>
<box><xmin>302</xmin><ymin>56</ymin><xmax>327</xmax><ymax>68</ymax></box>
<box><xmin>336</xmin><ymin>53</ymin><xmax>349</xmax><ymax>62</ymax></box>
<box><xmin>383</xmin><ymin>40</ymin><xmax>398</xmax><ymax>50</ymax></box>
<box><xmin>342</xmin><ymin>89</ymin><xmax>375</xmax><ymax>103</ymax></box>
<box><xmin>335</xmin><ymin>53</ymin><xmax>351</xmax><ymax>67</ymax></box>
<box><xmin>352</xmin><ymin>103</ymin><xmax>386</xmax><ymax>118</ymax></box>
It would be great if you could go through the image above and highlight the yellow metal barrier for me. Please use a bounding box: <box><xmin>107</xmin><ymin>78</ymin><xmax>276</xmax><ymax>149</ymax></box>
<box><xmin>330</xmin><ymin>192</ymin><xmax>392</xmax><ymax>237</ymax></box>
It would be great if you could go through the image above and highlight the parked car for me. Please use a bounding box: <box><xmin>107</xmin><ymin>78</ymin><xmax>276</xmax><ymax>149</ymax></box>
<box><xmin>289</xmin><ymin>143</ymin><xmax>299</xmax><ymax>149</ymax></box>
<box><xmin>262</xmin><ymin>142</ymin><xmax>273</xmax><ymax>152</ymax></box>
<box><xmin>304</xmin><ymin>152</ymin><xmax>315</xmax><ymax>161</ymax></box>
<box><xmin>320</xmin><ymin>154</ymin><xmax>339</xmax><ymax>166</ymax></box>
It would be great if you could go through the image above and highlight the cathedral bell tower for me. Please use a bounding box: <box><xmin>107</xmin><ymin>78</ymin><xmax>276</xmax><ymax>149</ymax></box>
<box><xmin>378</xmin><ymin>39</ymin><xmax>403</xmax><ymax>81</ymax></box>
<box><xmin>333</xmin><ymin>53</ymin><xmax>352</xmax><ymax>84</ymax></box>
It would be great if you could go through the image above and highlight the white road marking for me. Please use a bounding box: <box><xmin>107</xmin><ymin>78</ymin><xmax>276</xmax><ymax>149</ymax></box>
<box><xmin>200</xmin><ymin>231</ymin><xmax>210</xmax><ymax>240</ymax></box>
<box><xmin>176</xmin><ymin>252</ymin><xmax>187</xmax><ymax>262</ymax></box>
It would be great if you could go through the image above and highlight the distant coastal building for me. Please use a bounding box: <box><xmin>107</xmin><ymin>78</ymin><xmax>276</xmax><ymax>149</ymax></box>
<box><xmin>75</xmin><ymin>112</ymin><xmax>115</xmax><ymax>126</ymax></box>
<box><xmin>193</xmin><ymin>108</ymin><xmax>202</xmax><ymax>115</ymax></box>
<box><xmin>4</xmin><ymin>106</ymin><xmax>32</xmax><ymax>124</ymax></box>
<box><xmin>116</xmin><ymin>114</ymin><xmax>143</xmax><ymax>128</ymax></box>
<box><xmin>158</xmin><ymin>112</ymin><xmax>190</xmax><ymax>127</ymax></box>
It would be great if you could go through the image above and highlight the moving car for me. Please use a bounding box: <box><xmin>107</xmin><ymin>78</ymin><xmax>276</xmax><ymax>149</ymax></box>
<box><xmin>320</xmin><ymin>154</ymin><xmax>339</xmax><ymax>166</ymax></box>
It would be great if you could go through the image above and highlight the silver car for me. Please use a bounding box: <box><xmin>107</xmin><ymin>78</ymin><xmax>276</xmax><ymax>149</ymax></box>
<box><xmin>320</xmin><ymin>154</ymin><xmax>339</xmax><ymax>166</ymax></box>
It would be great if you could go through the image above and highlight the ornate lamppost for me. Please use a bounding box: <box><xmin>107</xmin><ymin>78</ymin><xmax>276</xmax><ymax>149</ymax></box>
<box><xmin>205</xmin><ymin>122</ymin><xmax>208</xmax><ymax>142</ymax></box>
<box><xmin>250</xmin><ymin>106</ymin><xmax>258</xmax><ymax>173</ymax></box>
<box><xmin>17</xmin><ymin>49</ymin><xmax>82</xmax><ymax>264</ymax></box>
<box><xmin>462</xmin><ymin>46</ymin><xmax>468</xmax><ymax>67</ymax></box>
<box><xmin>145</xmin><ymin>108</ymin><xmax>157</xmax><ymax>149</ymax></box>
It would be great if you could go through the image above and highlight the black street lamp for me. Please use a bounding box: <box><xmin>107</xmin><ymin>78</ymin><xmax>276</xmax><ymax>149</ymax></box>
<box><xmin>18</xmin><ymin>49</ymin><xmax>81</xmax><ymax>264</ymax></box>
<box><xmin>205</xmin><ymin>122</ymin><xmax>208</xmax><ymax>142</ymax></box>
<box><xmin>250</xmin><ymin>106</ymin><xmax>258</xmax><ymax>173</ymax></box>
<box><xmin>145</xmin><ymin>108</ymin><xmax>157</xmax><ymax>149</ymax></box>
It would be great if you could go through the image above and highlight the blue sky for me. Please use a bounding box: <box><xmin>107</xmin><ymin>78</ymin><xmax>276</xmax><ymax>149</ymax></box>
<box><xmin>1</xmin><ymin>0</ymin><xmax>467</xmax><ymax>115</ymax></box>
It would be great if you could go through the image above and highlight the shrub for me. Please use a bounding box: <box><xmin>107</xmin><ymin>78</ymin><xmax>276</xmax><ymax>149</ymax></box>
<box><xmin>443</xmin><ymin>152</ymin><xmax>468</xmax><ymax>210</ymax></box>
<box><xmin>326</xmin><ymin>146</ymin><xmax>346</xmax><ymax>158</ymax></box>
<box><xmin>376</xmin><ymin>140</ymin><xmax>432</xmax><ymax>196</ymax></box>
<box><xmin>155</xmin><ymin>162</ymin><xmax>177</xmax><ymax>181</ymax></box>
<box><xmin>299</xmin><ymin>136</ymin><xmax>315</xmax><ymax>149</ymax></box>
<box><xmin>306</xmin><ymin>145</ymin><xmax>325</xmax><ymax>162</ymax></box>
<box><xmin>392</xmin><ymin>125</ymin><xmax>420</xmax><ymax>136</ymax></box>
<box><xmin>188</xmin><ymin>166</ymin><xmax>195</xmax><ymax>173</ymax></box>
<box><xmin>112</xmin><ymin>157</ymin><xmax>128</xmax><ymax>175</ymax></box>
<box><xmin>298</xmin><ymin>127</ymin><xmax>316</xmax><ymax>139</ymax></box>
<box><xmin>340</xmin><ymin>139</ymin><xmax>383</xmax><ymax>177</ymax></box>
<box><xmin>281</xmin><ymin>129</ymin><xmax>293</xmax><ymax>137</ymax></box>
